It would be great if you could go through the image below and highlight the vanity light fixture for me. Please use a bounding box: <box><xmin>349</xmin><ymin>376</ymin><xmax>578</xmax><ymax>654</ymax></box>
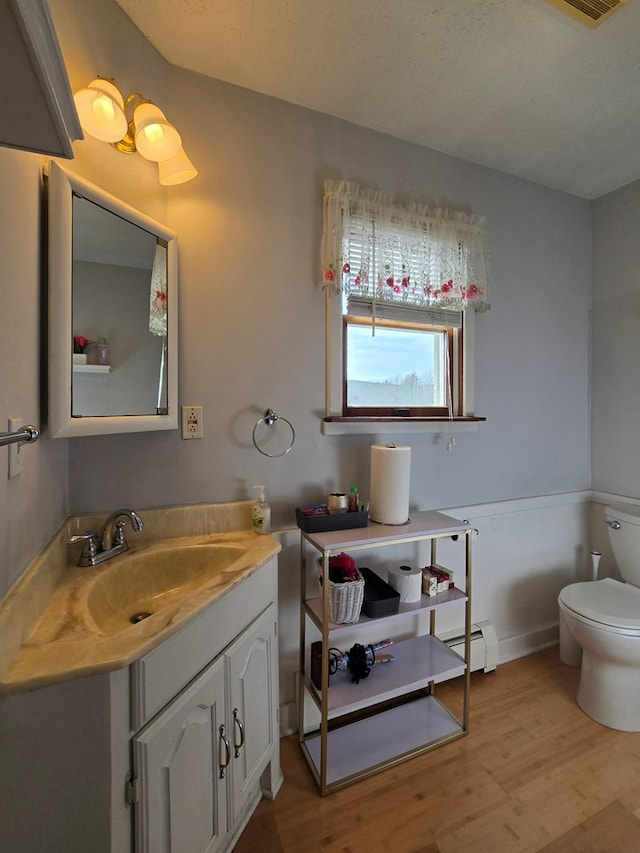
<box><xmin>73</xmin><ymin>77</ymin><xmax>197</xmax><ymax>185</ymax></box>
<box><xmin>158</xmin><ymin>147</ymin><xmax>199</xmax><ymax>186</ymax></box>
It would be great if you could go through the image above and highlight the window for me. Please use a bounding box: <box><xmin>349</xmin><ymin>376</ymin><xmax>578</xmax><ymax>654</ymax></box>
<box><xmin>343</xmin><ymin>297</ymin><xmax>461</xmax><ymax>417</ymax></box>
<box><xmin>321</xmin><ymin>180</ymin><xmax>489</xmax><ymax>425</ymax></box>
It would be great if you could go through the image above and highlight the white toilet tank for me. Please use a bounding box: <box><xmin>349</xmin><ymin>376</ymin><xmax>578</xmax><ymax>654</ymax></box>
<box><xmin>606</xmin><ymin>504</ymin><xmax>640</xmax><ymax>586</ymax></box>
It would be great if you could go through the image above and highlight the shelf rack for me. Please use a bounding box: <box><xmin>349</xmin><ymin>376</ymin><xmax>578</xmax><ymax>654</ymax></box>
<box><xmin>298</xmin><ymin>510</ymin><xmax>472</xmax><ymax>795</ymax></box>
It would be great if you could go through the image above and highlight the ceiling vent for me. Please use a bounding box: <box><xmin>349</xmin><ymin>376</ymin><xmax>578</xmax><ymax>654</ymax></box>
<box><xmin>543</xmin><ymin>0</ymin><xmax>630</xmax><ymax>27</ymax></box>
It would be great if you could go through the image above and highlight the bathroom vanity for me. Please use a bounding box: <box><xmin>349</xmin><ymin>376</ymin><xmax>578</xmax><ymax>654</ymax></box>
<box><xmin>131</xmin><ymin>559</ymin><xmax>279</xmax><ymax>853</ymax></box>
<box><xmin>0</xmin><ymin>504</ymin><xmax>282</xmax><ymax>853</ymax></box>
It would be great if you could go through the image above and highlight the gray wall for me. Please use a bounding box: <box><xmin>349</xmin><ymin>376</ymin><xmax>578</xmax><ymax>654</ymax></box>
<box><xmin>0</xmin><ymin>149</ymin><xmax>68</xmax><ymax>599</ymax></box>
<box><xmin>0</xmin><ymin>0</ymin><xmax>170</xmax><ymax>601</ymax></box>
<box><xmin>1</xmin><ymin>0</ymin><xmax>593</xmax><ymax>604</ymax></box>
<box><xmin>592</xmin><ymin>180</ymin><xmax>640</xmax><ymax>497</ymax></box>
<box><xmin>68</xmin><ymin>11</ymin><xmax>592</xmax><ymax>519</ymax></box>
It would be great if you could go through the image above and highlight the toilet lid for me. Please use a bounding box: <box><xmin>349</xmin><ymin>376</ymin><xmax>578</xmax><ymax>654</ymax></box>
<box><xmin>560</xmin><ymin>578</ymin><xmax>640</xmax><ymax>629</ymax></box>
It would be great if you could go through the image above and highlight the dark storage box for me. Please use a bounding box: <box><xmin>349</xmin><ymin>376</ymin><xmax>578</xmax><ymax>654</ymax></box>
<box><xmin>310</xmin><ymin>641</ymin><xmax>323</xmax><ymax>690</ymax></box>
<box><xmin>310</xmin><ymin>641</ymin><xmax>341</xmax><ymax>690</ymax></box>
<box><xmin>361</xmin><ymin>567</ymin><xmax>401</xmax><ymax>618</ymax></box>
<box><xmin>296</xmin><ymin>507</ymin><xmax>369</xmax><ymax>534</ymax></box>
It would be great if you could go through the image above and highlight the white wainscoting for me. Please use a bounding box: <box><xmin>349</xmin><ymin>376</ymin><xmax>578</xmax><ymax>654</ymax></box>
<box><xmin>438</xmin><ymin>491</ymin><xmax>592</xmax><ymax>664</ymax></box>
<box><xmin>275</xmin><ymin>490</ymin><xmax>593</xmax><ymax>736</ymax></box>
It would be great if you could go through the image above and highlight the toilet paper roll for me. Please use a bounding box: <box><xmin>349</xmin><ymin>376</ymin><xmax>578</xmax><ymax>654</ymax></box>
<box><xmin>387</xmin><ymin>564</ymin><xmax>422</xmax><ymax>603</ymax></box>
<box><xmin>370</xmin><ymin>444</ymin><xmax>411</xmax><ymax>525</ymax></box>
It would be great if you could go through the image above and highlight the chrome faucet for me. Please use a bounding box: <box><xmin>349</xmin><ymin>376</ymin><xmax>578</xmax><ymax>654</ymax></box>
<box><xmin>68</xmin><ymin>509</ymin><xmax>144</xmax><ymax>567</ymax></box>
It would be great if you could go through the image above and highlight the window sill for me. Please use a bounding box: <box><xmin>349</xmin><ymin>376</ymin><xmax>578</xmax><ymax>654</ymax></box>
<box><xmin>321</xmin><ymin>416</ymin><xmax>486</xmax><ymax>436</ymax></box>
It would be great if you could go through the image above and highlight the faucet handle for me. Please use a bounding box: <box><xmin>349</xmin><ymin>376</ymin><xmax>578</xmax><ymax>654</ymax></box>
<box><xmin>112</xmin><ymin>520</ymin><xmax>129</xmax><ymax>547</ymax></box>
<box><xmin>68</xmin><ymin>530</ymin><xmax>99</xmax><ymax>565</ymax></box>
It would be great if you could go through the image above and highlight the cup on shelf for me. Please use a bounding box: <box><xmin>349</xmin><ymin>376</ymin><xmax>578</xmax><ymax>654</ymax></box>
<box><xmin>328</xmin><ymin>493</ymin><xmax>349</xmax><ymax>514</ymax></box>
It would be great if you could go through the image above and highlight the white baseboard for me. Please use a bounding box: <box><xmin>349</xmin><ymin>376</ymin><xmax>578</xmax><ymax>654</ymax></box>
<box><xmin>498</xmin><ymin>623</ymin><xmax>559</xmax><ymax>665</ymax></box>
<box><xmin>279</xmin><ymin>699</ymin><xmax>298</xmax><ymax>737</ymax></box>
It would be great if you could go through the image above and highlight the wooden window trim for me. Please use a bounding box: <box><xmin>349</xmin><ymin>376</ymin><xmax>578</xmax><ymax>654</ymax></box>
<box><xmin>342</xmin><ymin>314</ymin><xmax>462</xmax><ymax>418</ymax></box>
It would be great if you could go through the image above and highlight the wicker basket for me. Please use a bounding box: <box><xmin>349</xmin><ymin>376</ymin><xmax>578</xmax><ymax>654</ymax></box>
<box><xmin>317</xmin><ymin>559</ymin><xmax>364</xmax><ymax>623</ymax></box>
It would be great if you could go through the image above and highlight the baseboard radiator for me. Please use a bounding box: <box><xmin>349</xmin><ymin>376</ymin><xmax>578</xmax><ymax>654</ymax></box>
<box><xmin>438</xmin><ymin>620</ymin><xmax>498</xmax><ymax>673</ymax></box>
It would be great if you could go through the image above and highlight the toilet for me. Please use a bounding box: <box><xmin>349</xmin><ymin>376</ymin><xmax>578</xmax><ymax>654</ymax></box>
<box><xmin>558</xmin><ymin>504</ymin><xmax>640</xmax><ymax>732</ymax></box>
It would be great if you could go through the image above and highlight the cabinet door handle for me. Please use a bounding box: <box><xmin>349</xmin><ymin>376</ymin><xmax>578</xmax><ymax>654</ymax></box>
<box><xmin>218</xmin><ymin>724</ymin><xmax>231</xmax><ymax>779</ymax></box>
<box><xmin>233</xmin><ymin>708</ymin><xmax>245</xmax><ymax>758</ymax></box>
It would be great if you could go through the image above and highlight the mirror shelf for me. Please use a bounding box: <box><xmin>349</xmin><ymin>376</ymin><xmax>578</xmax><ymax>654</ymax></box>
<box><xmin>47</xmin><ymin>162</ymin><xmax>178</xmax><ymax>438</ymax></box>
<box><xmin>72</xmin><ymin>365</ymin><xmax>111</xmax><ymax>374</ymax></box>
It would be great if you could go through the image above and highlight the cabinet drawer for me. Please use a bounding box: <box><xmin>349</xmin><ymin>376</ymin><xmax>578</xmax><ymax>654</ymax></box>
<box><xmin>131</xmin><ymin>558</ymin><xmax>276</xmax><ymax>730</ymax></box>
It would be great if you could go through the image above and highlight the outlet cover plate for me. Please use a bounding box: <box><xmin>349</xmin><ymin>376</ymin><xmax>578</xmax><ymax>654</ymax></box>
<box><xmin>181</xmin><ymin>406</ymin><xmax>204</xmax><ymax>439</ymax></box>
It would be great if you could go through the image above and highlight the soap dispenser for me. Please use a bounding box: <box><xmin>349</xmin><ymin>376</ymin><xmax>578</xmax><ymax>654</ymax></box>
<box><xmin>252</xmin><ymin>485</ymin><xmax>271</xmax><ymax>534</ymax></box>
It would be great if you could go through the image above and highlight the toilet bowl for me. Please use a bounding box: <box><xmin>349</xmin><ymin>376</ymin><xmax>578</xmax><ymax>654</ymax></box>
<box><xmin>558</xmin><ymin>504</ymin><xmax>640</xmax><ymax>732</ymax></box>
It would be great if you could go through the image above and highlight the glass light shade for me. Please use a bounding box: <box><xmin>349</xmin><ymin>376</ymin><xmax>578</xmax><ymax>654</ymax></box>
<box><xmin>158</xmin><ymin>148</ymin><xmax>198</xmax><ymax>186</ymax></box>
<box><xmin>133</xmin><ymin>102</ymin><xmax>182</xmax><ymax>162</ymax></box>
<box><xmin>74</xmin><ymin>79</ymin><xmax>127</xmax><ymax>143</ymax></box>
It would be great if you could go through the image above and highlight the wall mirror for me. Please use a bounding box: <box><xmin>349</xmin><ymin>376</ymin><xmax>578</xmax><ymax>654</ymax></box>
<box><xmin>48</xmin><ymin>162</ymin><xmax>178</xmax><ymax>438</ymax></box>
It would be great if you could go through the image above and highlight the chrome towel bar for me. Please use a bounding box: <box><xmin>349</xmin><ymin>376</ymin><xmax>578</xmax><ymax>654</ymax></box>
<box><xmin>0</xmin><ymin>425</ymin><xmax>40</xmax><ymax>448</ymax></box>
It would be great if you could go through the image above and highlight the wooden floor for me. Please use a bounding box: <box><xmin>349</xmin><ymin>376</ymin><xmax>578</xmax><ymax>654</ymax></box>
<box><xmin>234</xmin><ymin>647</ymin><xmax>640</xmax><ymax>852</ymax></box>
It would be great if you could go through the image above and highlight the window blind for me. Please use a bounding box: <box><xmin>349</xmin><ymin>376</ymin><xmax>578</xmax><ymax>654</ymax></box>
<box><xmin>346</xmin><ymin>295</ymin><xmax>462</xmax><ymax>329</ymax></box>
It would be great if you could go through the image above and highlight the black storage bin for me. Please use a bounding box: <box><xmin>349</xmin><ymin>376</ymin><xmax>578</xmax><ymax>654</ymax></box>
<box><xmin>360</xmin><ymin>567</ymin><xmax>401</xmax><ymax>618</ymax></box>
<box><xmin>296</xmin><ymin>507</ymin><xmax>369</xmax><ymax>534</ymax></box>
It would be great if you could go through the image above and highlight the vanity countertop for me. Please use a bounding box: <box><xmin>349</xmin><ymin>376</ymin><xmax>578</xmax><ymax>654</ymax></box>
<box><xmin>0</xmin><ymin>502</ymin><xmax>281</xmax><ymax>695</ymax></box>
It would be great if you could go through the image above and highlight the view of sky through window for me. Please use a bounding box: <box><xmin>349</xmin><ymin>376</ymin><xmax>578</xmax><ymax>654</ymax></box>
<box><xmin>347</xmin><ymin>325</ymin><xmax>437</xmax><ymax>383</ymax></box>
<box><xmin>346</xmin><ymin>324</ymin><xmax>445</xmax><ymax>408</ymax></box>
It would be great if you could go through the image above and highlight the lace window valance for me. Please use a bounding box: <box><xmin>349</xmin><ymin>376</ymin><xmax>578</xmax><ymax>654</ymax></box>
<box><xmin>321</xmin><ymin>180</ymin><xmax>490</xmax><ymax>313</ymax></box>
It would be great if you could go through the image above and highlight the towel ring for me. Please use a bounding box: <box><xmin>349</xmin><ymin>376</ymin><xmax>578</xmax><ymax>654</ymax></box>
<box><xmin>252</xmin><ymin>409</ymin><xmax>295</xmax><ymax>457</ymax></box>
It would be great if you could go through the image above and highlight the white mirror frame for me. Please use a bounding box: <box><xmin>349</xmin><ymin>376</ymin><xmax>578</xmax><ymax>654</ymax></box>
<box><xmin>47</xmin><ymin>162</ymin><xmax>178</xmax><ymax>438</ymax></box>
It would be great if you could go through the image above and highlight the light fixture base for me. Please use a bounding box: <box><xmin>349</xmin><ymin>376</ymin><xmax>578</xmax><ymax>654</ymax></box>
<box><xmin>112</xmin><ymin>120</ymin><xmax>137</xmax><ymax>154</ymax></box>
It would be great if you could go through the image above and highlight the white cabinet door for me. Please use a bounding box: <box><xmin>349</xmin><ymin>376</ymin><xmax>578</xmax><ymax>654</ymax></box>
<box><xmin>133</xmin><ymin>657</ymin><xmax>228</xmax><ymax>853</ymax></box>
<box><xmin>225</xmin><ymin>604</ymin><xmax>276</xmax><ymax>823</ymax></box>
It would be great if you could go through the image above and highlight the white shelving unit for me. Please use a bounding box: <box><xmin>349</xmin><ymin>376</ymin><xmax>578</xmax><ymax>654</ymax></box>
<box><xmin>298</xmin><ymin>510</ymin><xmax>472</xmax><ymax>795</ymax></box>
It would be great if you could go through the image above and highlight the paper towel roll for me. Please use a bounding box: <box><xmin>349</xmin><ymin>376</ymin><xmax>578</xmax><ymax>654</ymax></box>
<box><xmin>387</xmin><ymin>564</ymin><xmax>422</xmax><ymax>603</ymax></box>
<box><xmin>370</xmin><ymin>444</ymin><xmax>411</xmax><ymax>525</ymax></box>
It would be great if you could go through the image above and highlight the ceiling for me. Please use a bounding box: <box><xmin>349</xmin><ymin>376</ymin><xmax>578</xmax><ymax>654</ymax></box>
<box><xmin>114</xmin><ymin>0</ymin><xmax>640</xmax><ymax>199</ymax></box>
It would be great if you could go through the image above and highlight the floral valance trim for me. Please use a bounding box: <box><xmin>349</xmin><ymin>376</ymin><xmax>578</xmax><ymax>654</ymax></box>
<box><xmin>324</xmin><ymin>264</ymin><xmax>490</xmax><ymax>313</ymax></box>
<box><xmin>149</xmin><ymin>244</ymin><xmax>168</xmax><ymax>336</ymax></box>
<box><xmin>321</xmin><ymin>180</ymin><xmax>490</xmax><ymax>313</ymax></box>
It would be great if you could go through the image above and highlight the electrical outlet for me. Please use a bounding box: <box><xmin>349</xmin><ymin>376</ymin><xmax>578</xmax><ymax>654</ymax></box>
<box><xmin>181</xmin><ymin>405</ymin><xmax>204</xmax><ymax>439</ymax></box>
<box><xmin>8</xmin><ymin>418</ymin><xmax>23</xmax><ymax>479</ymax></box>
